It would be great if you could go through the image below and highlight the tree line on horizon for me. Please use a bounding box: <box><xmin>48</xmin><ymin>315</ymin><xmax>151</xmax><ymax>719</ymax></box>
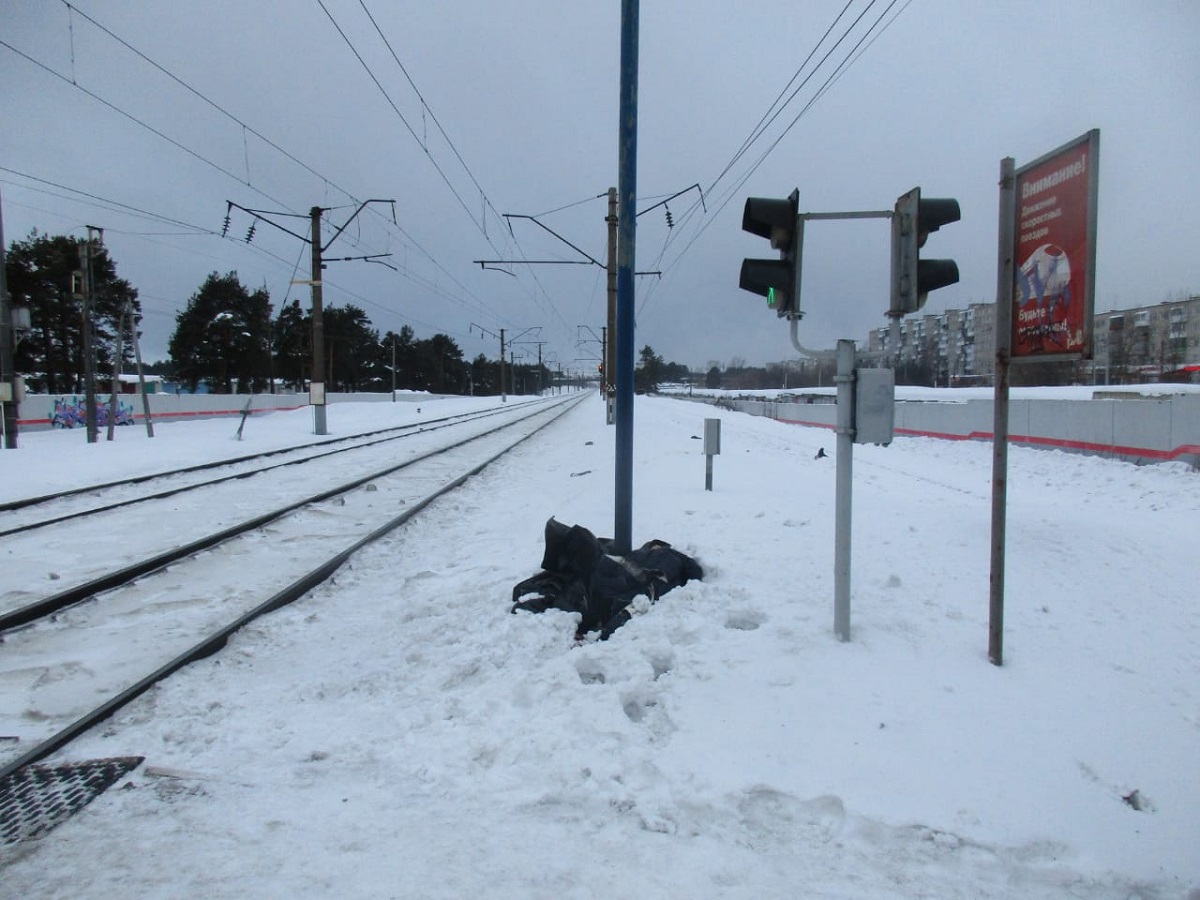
<box><xmin>3</xmin><ymin>231</ymin><xmax>560</xmax><ymax>397</ymax></box>
<box><xmin>9</xmin><ymin>229</ymin><xmax>1043</xmax><ymax>397</ymax></box>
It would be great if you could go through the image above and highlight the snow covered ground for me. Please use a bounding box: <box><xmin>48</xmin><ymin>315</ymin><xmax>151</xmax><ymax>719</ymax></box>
<box><xmin>1</xmin><ymin>392</ymin><xmax>1197</xmax><ymax>898</ymax></box>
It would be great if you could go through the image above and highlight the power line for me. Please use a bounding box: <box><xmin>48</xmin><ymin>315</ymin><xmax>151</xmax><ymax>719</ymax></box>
<box><xmin>697</xmin><ymin>3</ymin><xmax>899</xmax><ymax>240</ymax></box>
<box><xmin>356</xmin><ymin>0</ymin><xmax>510</xmax><ymax>240</ymax></box>
<box><xmin>57</xmin><ymin>1</ymin><xmax>356</xmax><ymax>210</ymax></box>
<box><xmin>20</xmin><ymin>6</ymin><xmax>500</xmax><ymax>323</ymax></box>
<box><xmin>657</xmin><ymin>0</ymin><xmax>893</xmax><ymax>261</ymax></box>
<box><xmin>315</xmin><ymin>0</ymin><xmax>489</xmax><ymax>240</ymax></box>
<box><xmin>723</xmin><ymin>0</ymin><xmax>907</xmax><ymax>204</ymax></box>
<box><xmin>699</xmin><ymin>0</ymin><xmax>887</xmax><ymax>226</ymax></box>
<box><xmin>1</xmin><ymin>165</ymin><xmax>214</xmax><ymax>234</ymax></box>
<box><xmin>1</xmin><ymin>166</ymin><xmax>471</xmax><ymax>335</ymax></box>
<box><xmin>324</xmin><ymin>0</ymin><xmax>573</xmax><ymax>341</ymax></box>
<box><xmin>821</xmin><ymin>0</ymin><xmax>916</xmax><ymax>100</ymax></box>
<box><xmin>315</xmin><ymin>0</ymin><xmax>566</xmax><ymax>336</ymax></box>
<box><xmin>0</xmin><ymin>38</ymin><xmax>297</xmax><ymax>209</ymax></box>
<box><xmin>532</xmin><ymin>193</ymin><xmax>609</xmax><ymax>218</ymax></box>
<box><xmin>53</xmin><ymin>4</ymin><xmax>393</xmax><ymax>260</ymax></box>
<box><xmin>708</xmin><ymin>0</ymin><xmax>858</xmax><ymax>195</ymax></box>
<box><xmin>637</xmin><ymin>0</ymin><xmax>910</xmax><ymax>319</ymax></box>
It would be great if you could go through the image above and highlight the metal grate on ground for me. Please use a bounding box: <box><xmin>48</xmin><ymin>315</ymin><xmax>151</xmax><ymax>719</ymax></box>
<box><xmin>1</xmin><ymin>756</ymin><xmax>144</xmax><ymax>845</ymax></box>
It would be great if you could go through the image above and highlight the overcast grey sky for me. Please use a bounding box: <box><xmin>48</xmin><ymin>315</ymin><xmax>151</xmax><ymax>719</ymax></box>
<box><xmin>3</xmin><ymin>1</ymin><xmax>1198</xmax><ymax>371</ymax></box>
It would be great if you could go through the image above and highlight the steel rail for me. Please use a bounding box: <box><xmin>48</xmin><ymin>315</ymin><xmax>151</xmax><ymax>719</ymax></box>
<box><xmin>0</xmin><ymin>396</ymin><xmax>572</xmax><ymax>633</ymax></box>
<box><xmin>0</xmin><ymin>397</ymin><xmax>546</xmax><ymax>515</ymax></box>
<box><xmin>0</xmin><ymin>393</ymin><xmax>584</xmax><ymax>781</ymax></box>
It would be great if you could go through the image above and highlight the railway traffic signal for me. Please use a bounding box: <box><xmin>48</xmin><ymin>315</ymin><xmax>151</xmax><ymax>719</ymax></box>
<box><xmin>739</xmin><ymin>189</ymin><xmax>803</xmax><ymax>319</ymax></box>
<box><xmin>890</xmin><ymin>187</ymin><xmax>960</xmax><ymax>317</ymax></box>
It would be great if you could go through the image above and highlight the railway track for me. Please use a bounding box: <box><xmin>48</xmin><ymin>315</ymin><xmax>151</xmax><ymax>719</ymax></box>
<box><xmin>0</xmin><ymin>393</ymin><xmax>583</xmax><ymax>785</ymax></box>
<box><xmin>0</xmin><ymin>397</ymin><xmax>554</xmax><ymax>629</ymax></box>
<box><xmin>0</xmin><ymin>396</ymin><xmax>548</xmax><ymax>533</ymax></box>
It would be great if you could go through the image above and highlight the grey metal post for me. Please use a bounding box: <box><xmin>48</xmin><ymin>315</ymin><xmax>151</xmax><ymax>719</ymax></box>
<box><xmin>834</xmin><ymin>338</ymin><xmax>855</xmax><ymax>641</ymax></box>
<box><xmin>614</xmin><ymin>0</ymin><xmax>639</xmax><ymax>554</ymax></box>
<box><xmin>0</xmin><ymin>188</ymin><xmax>17</xmax><ymax>448</ymax></box>
<box><xmin>81</xmin><ymin>230</ymin><xmax>100</xmax><ymax>443</ymax></box>
<box><xmin>499</xmin><ymin>328</ymin><xmax>506</xmax><ymax>402</ymax></box>
<box><xmin>128</xmin><ymin>300</ymin><xmax>154</xmax><ymax>437</ymax></box>
<box><xmin>606</xmin><ymin>187</ymin><xmax>617</xmax><ymax>424</ymax></box>
<box><xmin>106</xmin><ymin>303</ymin><xmax>125</xmax><ymax>441</ymax></box>
<box><xmin>703</xmin><ymin>418</ymin><xmax>720</xmax><ymax>491</ymax></box>
<box><xmin>989</xmin><ymin>158</ymin><xmax>1016</xmax><ymax>666</ymax></box>
<box><xmin>310</xmin><ymin>207</ymin><xmax>328</xmax><ymax>435</ymax></box>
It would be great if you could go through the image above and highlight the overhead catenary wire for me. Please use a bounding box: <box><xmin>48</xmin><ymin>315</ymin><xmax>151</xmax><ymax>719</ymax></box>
<box><xmin>315</xmin><ymin>0</ymin><xmax>491</xmax><ymax>242</ymax></box>
<box><xmin>54</xmin><ymin>0</ymin><xmax>392</xmax><ymax>261</ymax></box>
<box><xmin>707</xmin><ymin>0</ymin><xmax>859</xmax><ymax>196</ymax></box>
<box><xmin>636</xmin><ymin>0</ymin><xmax>911</xmax><ymax>320</ymax></box>
<box><xmin>329</xmin><ymin>0</ymin><xmax>575</xmax><ymax>343</ymax></box>
<box><xmin>0</xmin><ymin>39</ymin><xmax>292</xmax><ymax>213</ymax></box>
<box><xmin>24</xmin><ymin>2</ymin><xmax>581</xmax><ymax>359</ymax></box>
<box><xmin>695</xmin><ymin>0</ymin><xmax>891</xmax><ymax>235</ymax></box>
<box><xmin>9</xmin><ymin>3</ymin><xmax>909</xmax><ymax>363</ymax></box>
<box><xmin>2</xmin><ymin>166</ymin><xmax>478</xmax><ymax>346</ymax></box>
<box><xmin>7</xmin><ymin>7</ymin><xmax>505</xmax><ymax>338</ymax></box>
<box><xmin>355</xmin><ymin>0</ymin><xmax>512</xmax><ymax>242</ymax></box>
<box><xmin>1</xmin><ymin>166</ymin><xmax>212</xmax><ymax>235</ymax></box>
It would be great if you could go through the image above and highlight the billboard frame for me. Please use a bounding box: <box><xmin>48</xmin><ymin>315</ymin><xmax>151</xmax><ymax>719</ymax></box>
<box><xmin>1010</xmin><ymin>128</ymin><xmax>1100</xmax><ymax>363</ymax></box>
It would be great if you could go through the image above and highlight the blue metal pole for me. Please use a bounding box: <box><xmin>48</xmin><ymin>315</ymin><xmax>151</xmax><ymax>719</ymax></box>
<box><xmin>614</xmin><ymin>0</ymin><xmax>638</xmax><ymax>554</ymax></box>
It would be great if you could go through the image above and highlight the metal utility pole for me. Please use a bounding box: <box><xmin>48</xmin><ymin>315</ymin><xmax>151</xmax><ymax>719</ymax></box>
<box><xmin>834</xmin><ymin>339</ymin><xmax>855</xmax><ymax>641</ymax></box>
<box><xmin>499</xmin><ymin>328</ymin><xmax>507</xmax><ymax>402</ymax></box>
<box><xmin>601</xmin><ymin>326</ymin><xmax>608</xmax><ymax>389</ymax></box>
<box><xmin>106</xmin><ymin>303</ymin><xmax>125</xmax><ymax>441</ymax></box>
<box><xmin>614</xmin><ymin>0</ymin><xmax>639</xmax><ymax>554</ymax></box>
<box><xmin>309</xmin><ymin>206</ymin><xmax>328</xmax><ymax>434</ymax></box>
<box><xmin>127</xmin><ymin>299</ymin><xmax>154</xmax><ymax>437</ymax></box>
<box><xmin>989</xmin><ymin>157</ymin><xmax>1016</xmax><ymax>666</ymax></box>
<box><xmin>80</xmin><ymin>227</ymin><xmax>102</xmax><ymax>444</ymax></box>
<box><xmin>512</xmin><ymin>336</ymin><xmax>546</xmax><ymax>395</ymax></box>
<box><xmin>606</xmin><ymin>186</ymin><xmax>617</xmax><ymax>425</ymax></box>
<box><xmin>391</xmin><ymin>333</ymin><xmax>397</xmax><ymax>401</ymax></box>
<box><xmin>576</xmin><ymin>325</ymin><xmax>605</xmax><ymax>388</ymax></box>
<box><xmin>0</xmin><ymin>188</ymin><xmax>17</xmax><ymax>448</ymax></box>
<box><xmin>226</xmin><ymin>199</ymin><xmax>394</xmax><ymax>436</ymax></box>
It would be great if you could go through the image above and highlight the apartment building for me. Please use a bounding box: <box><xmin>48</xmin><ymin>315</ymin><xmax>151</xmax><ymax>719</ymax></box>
<box><xmin>867</xmin><ymin>296</ymin><xmax>1199</xmax><ymax>384</ymax></box>
<box><xmin>1094</xmin><ymin>297</ymin><xmax>1200</xmax><ymax>381</ymax></box>
<box><xmin>868</xmin><ymin>302</ymin><xmax>996</xmax><ymax>385</ymax></box>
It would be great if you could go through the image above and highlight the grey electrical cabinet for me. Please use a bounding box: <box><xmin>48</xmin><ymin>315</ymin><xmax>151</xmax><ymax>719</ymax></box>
<box><xmin>854</xmin><ymin>369</ymin><xmax>894</xmax><ymax>445</ymax></box>
<box><xmin>703</xmin><ymin>418</ymin><xmax>721</xmax><ymax>455</ymax></box>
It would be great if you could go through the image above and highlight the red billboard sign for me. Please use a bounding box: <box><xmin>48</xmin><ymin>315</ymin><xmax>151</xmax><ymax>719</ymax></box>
<box><xmin>1011</xmin><ymin>130</ymin><xmax>1099</xmax><ymax>359</ymax></box>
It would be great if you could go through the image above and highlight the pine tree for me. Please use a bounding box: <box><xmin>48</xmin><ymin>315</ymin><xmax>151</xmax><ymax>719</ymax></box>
<box><xmin>169</xmin><ymin>271</ymin><xmax>271</xmax><ymax>393</ymax></box>
<box><xmin>4</xmin><ymin>230</ymin><xmax>139</xmax><ymax>393</ymax></box>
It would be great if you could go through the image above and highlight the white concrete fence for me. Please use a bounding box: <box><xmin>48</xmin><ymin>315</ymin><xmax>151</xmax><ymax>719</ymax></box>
<box><xmin>14</xmin><ymin>389</ymin><xmax>1200</xmax><ymax>468</ymax></box>
<box><xmin>692</xmin><ymin>392</ymin><xmax>1200</xmax><ymax>468</ymax></box>
<box><xmin>13</xmin><ymin>391</ymin><xmax>417</xmax><ymax>433</ymax></box>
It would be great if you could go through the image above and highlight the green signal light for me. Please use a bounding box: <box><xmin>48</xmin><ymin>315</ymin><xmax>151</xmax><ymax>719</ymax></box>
<box><xmin>768</xmin><ymin>286</ymin><xmax>777</xmax><ymax>307</ymax></box>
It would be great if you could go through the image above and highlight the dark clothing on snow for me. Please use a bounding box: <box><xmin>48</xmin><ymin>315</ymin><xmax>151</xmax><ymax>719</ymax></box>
<box><xmin>511</xmin><ymin>518</ymin><xmax>702</xmax><ymax>638</ymax></box>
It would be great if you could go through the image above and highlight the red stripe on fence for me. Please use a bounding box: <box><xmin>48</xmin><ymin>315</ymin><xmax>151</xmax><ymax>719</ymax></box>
<box><xmin>777</xmin><ymin>417</ymin><xmax>1199</xmax><ymax>462</ymax></box>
